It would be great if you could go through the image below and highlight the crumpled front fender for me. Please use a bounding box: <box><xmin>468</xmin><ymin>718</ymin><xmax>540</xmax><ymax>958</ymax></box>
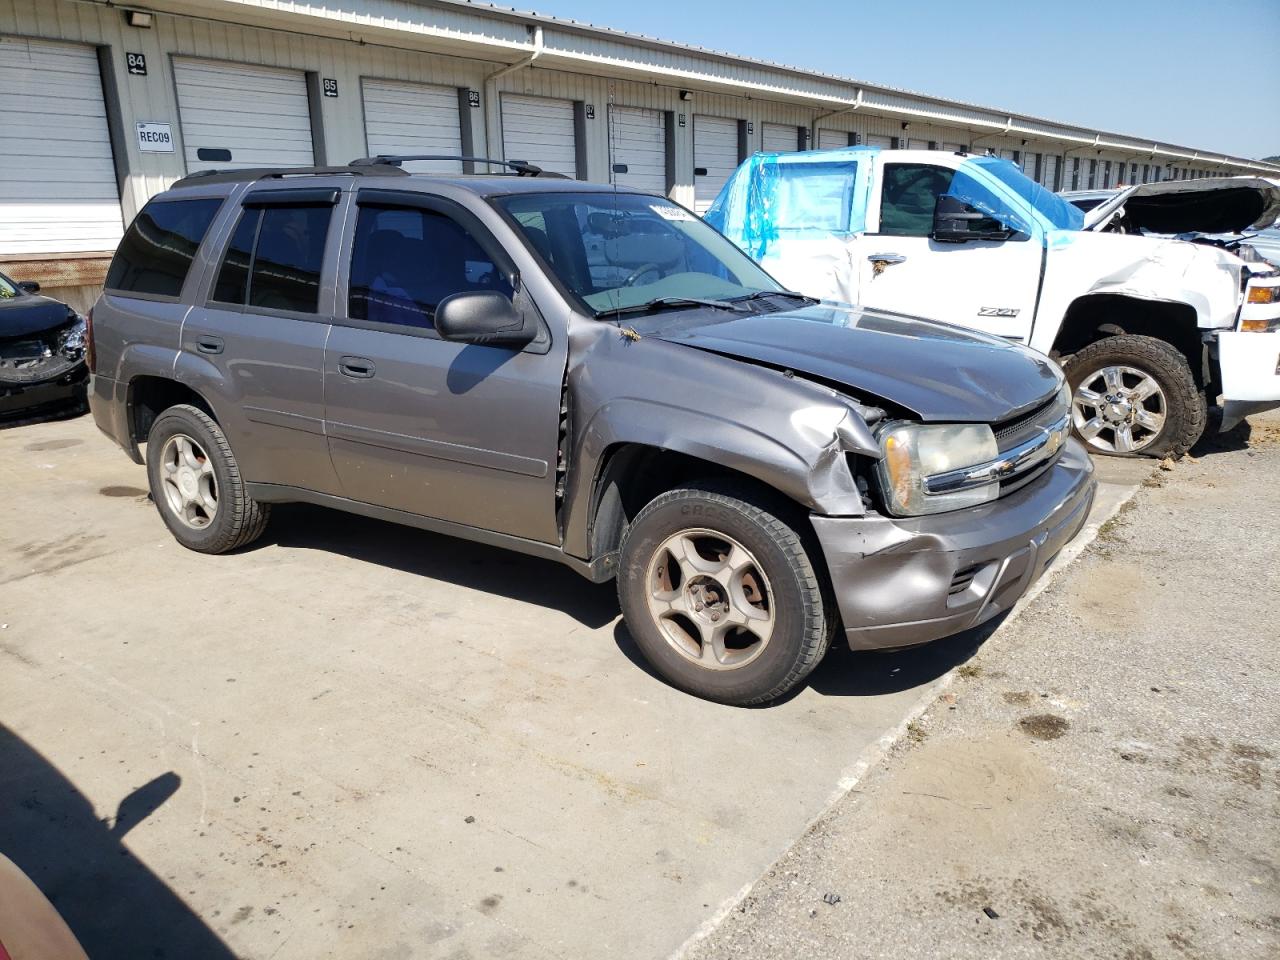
<box><xmin>560</xmin><ymin>327</ymin><xmax>880</xmax><ymax>561</ymax></box>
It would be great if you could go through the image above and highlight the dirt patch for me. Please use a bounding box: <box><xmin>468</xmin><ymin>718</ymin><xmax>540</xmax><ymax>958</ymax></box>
<box><xmin>1075</xmin><ymin>560</ymin><xmax>1147</xmax><ymax>628</ymax></box>
<box><xmin>1002</xmin><ymin>690</ymin><xmax>1034</xmax><ymax>705</ymax></box>
<box><xmin>1019</xmin><ymin>714</ymin><xmax>1070</xmax><ymax>741</ymax></box>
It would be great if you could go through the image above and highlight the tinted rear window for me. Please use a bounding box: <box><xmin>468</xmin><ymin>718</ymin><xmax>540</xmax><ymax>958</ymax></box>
<box><xmin>106</xmin><ymin>198</ymin><xmax>224</xmax><ymax>297</ymax></box>
<box><xmin>250</xmin><ymin>206</ymin><xmax>330</xmax><ymax>313</ymax></box>
<box><xmin>210</xmin><ymin>205</ymin><xmax>332</xmax><ymax>314</ymax></box>
<box><xmin>211</xmin><ymin>210</ymin><xmax>258</xmax><ymax>305</ymax></box>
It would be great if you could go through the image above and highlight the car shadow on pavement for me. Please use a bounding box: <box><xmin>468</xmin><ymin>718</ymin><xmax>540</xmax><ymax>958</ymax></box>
<box><xmin>807</xmin><ymin>612</ymin><xmax>1009</xmax><ymax>698</ymax></box>
<box><xmin>264</xmin><ymin>503</ymin><xmax>620</xmax><ymax>629</ymax></box>
<box><xmin>0</xmin><ymin>724</ymin><xmax>237</xmax><ymax>959</ymax></box>
<box><xmin>1190</xmin><ymin>409</ymin><xmax>1253</xmax><ymax>458</ymax></box>
<box><xmin>0</xmin><ymin>401</ymin><xmax>88</xmax><ymax>431</ymax></box>
<box><xmin>612</xmin><ymin>611</ymin><xmax>1009</xmax><ymax>703</ymax></box>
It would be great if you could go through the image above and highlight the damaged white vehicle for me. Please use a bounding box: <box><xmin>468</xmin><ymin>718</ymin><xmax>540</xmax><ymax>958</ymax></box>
<box><xmin>707</xmin><ymin>151</ymin><xmax>1280</xmax><ymax>457</ymax></box>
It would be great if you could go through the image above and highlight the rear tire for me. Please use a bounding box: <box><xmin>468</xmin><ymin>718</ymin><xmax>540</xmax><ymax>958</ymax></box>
<box><xmin>1063</xmin><ymin>334</ymin><xmax>1206</xmax><ymax>459</ymax></box>
<box><xmin>616</xmin><ymin>481</ymin><xmax>832</xmax><ymax>706</ymax></box>
<box><xmin>145</xmin><ymin>404</ymin><xmax>270</xmax><ymax>553</ymax></box>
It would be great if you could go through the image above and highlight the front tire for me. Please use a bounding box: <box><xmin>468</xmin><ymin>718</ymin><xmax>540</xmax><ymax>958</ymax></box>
<box><xmin>617</xmin><ymin>482</ymin><xmax>833</xmax><ymax>706</ymax></box>
<box><xmin>145</xmin><ymin>404</ymin><xmax>270</xmax><ymax>553</ymax></box>
<box><xmin>1063</xmin><ymin>334</ymin><xmax>1206</xmax><ymax>459</ymax></box>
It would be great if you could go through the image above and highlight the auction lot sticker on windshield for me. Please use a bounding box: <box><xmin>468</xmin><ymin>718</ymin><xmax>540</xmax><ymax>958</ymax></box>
<box><xmin>651</xmin><ymin>203</ymin><xmax>694</xmax><ymax>221</ymax></box>
<box><xmin>135</xmin><ymin>121</ymin><xmax>175</xmax><ymax>153</ymax></box>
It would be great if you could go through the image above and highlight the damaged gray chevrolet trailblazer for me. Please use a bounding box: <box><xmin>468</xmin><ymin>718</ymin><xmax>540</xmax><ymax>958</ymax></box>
<box><xmin>87</xmin><ymin>157</ymin><xmax>1096</xmax><ymax>705</ymax></box>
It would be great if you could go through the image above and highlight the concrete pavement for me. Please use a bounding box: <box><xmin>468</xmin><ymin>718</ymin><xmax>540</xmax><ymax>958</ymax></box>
<box><xmin>1</xmin><ymin>411</ymin><xmax>1143</xmax><ymax>959</ymax></box>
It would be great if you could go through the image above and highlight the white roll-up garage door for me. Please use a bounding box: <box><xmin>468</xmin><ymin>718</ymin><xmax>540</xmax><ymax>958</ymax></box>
<box><xmin>693</xmin><ymin>115</ymin><xmax>738</xmax><ymax>214</ymax></box>
<box><xmin>864</xmin><ymin>134</ymin><xmax>894</xmax><ymax>149</ymax></box>
<box><xmin>609</xmin><ymin>106</ymin><xmax>667</xmax><ymax>195</ymax></box>
<box><xmin>362</xmin><ymin>79</ymin><xmax>462</xmax><ymax>172</ymax></box>
<box><xmin>906</xmin><ymin>138</ymin><xmax>929</xmax><ymax>150</ymax></box>
<box><xmin>500</xmin><ymin>94</ymin><xmax>576</xmax><ymax>178</ymax></box>
<box><xmin>762</xmin><ymin>123</ymin><xmax>800</xmax><ymax>153</ymax></box>
<box><xmin>817</xmin><ymin>129</ymin><xmax>850</xmax><ymax>150</ymax></box>
<box><xmin>0</xmin><ymin>36</ymin><xmax>123</xmax><ymax>256</ymax></box>
<box><xmin>1041</xmin><ymin>154</ymin><xmax>1060</xmax><ymax>190</ymax></box>
<box><xmin>173</xmin><ymin>58</ymin><xmax>313</xmax><ymax>171</ymax></box>
<box><xmin>941</xmin><ymin>141</ymin><xmax>965</xmax><ymax>152</ymax></box>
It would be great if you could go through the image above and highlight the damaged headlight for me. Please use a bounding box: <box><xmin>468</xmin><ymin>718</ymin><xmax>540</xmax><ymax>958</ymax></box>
<box><xmin>875</xmin><ymin>422</ymin><xmax>999</xmax><ymax>516</ymax></box>
<box><xmin>58</xmin><ymin>315</ymin><xmax>87</xmax><ymax>359</ymax></box>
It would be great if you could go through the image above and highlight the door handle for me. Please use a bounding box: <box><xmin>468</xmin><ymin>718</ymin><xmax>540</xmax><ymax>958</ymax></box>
<box><xmin>195</xmin><ymin>335</ymin><xmax>224</xmax><ymax>355</ymax></box>
<box><xmin>867</xmin><ymin>253</ymin><xmax>906</xmax><ymax>276</ymax></box>
<box><xmin>338</xmin><ymin>356</ymin><xmax>376</xmax><ymax>379</ymax></box>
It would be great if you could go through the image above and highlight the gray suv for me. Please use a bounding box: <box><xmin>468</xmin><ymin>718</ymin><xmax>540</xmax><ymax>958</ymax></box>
<box><xmin>87</xmin><ymin>157</ymin><xmax>1095</xmax><ymax>706</ymax></box>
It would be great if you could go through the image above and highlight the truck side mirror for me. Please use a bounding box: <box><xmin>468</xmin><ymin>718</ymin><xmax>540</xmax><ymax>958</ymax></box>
<box><xmin>17</xmin><ymin>280</ymin><xmax>40</xmax><ymax>294</ymax></box>
<box><xmin>932</xmin><ymin>195</ymin><xmax>1012</xmax><ymax>243</ymax></box>
<box><xmin>435</xmin><ymin>291</ymin><xmax>535</xmax><ymax>348</ymax></box>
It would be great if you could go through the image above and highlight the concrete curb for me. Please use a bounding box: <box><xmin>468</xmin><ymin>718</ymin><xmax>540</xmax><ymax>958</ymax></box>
<box><xmin>667</xmin><ymin>476</ymin><xmax>1147</xmax><ymax>960</ymax></box>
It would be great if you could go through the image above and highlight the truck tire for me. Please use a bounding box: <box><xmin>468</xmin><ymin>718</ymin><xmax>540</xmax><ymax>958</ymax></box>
<box><xmin>616</xmin><ymin>481</ymin><xmax>833</xmax><ymax>706</ymax></box>
<box><xmin>145</xmin><ymin>404</ymin><xmax>271</xmax><ymax>553</ymax></box>
<box><xmin>1063</xmin><ymin>334</ymin><xmax>1206</xmax><ymax>459</ymax></box>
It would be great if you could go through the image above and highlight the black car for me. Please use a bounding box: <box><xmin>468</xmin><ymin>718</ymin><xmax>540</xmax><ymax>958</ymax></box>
<box><xmin>0</xmin><ymin>271</ymin><xmax>88</xmax><ymax>420</ymax></box>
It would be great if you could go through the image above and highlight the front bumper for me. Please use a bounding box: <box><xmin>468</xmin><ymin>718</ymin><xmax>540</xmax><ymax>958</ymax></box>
<box><xmin>1217</xmin><ymin>329</ymin><xmax>1280</xmax><ymax>431</ymax></box>
<box><xmin>812</xmin><ymin>439</ymin><xmax>1096</xmax><ymax>651</ymax></box>
<box><xmin>0</xmin><ymin>362</ymin><xmax>88</xmax><ymax>418</ymax></box>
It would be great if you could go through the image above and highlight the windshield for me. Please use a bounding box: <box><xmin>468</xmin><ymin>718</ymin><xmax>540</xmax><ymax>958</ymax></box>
<box><xmin>0</xmin><ymin>272</ymin><xmax>17</xmax><ymax>298</ymax></box>
<box><xmin>492</xmin><ymin>191</ymin><xmax>782</xmax><ymax>315</ymax></box>
<box><xmin>947</xmin><ymin>156</ymin><xmax>1084</xmax><ymax>234</ymax></box>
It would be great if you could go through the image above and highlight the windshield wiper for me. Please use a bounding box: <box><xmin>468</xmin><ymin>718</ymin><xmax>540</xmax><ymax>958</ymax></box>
<box><xmin>728</xmin><ymin>289</ymin><xmax>818</xmax><ymax>305</ymax></box>
<box><xmin>595</xmin><ymin>296</ymin><xmax>748</xmax><ymax>318</ymax></box>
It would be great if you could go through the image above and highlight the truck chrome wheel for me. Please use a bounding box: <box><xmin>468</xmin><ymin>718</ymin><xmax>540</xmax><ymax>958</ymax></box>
<box><xmin>1071</xmin><ymin>365</ymin><xmax>1167</xmax><ymax>454</ymax></box>
<box><xmin>644</xmin><ymin>528</ymin><xmax>775</xmax><ymax>671</ymax></box>
<box><xmin>158</xmin><ymin>433</ymin><xmax>218</xmax><ymax>529</ymax></box>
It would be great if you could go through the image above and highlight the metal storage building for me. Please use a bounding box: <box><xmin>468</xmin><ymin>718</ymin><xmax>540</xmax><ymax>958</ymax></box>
<box><xmin>2</xmin><ymin>0</ymin><xmax>1277</xmax><ymax>309</ymax></box>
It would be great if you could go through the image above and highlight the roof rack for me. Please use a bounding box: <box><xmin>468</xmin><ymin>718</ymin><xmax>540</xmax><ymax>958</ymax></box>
<box><xmin>171</xmin><ymin>165</ymin><xmax>408</xmax><ymax>188</ymax></box>
<box><xmin>350</xmin><ymin>155</ymin><xmax>568</xmax><ymax>178</ymax></box>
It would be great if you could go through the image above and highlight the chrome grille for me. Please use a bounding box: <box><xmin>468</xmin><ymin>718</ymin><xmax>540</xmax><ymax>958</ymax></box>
<box><xmin>995</xmin><ymin>387</ymin><xmax>1070</xmax><ymax>454</ymax></box>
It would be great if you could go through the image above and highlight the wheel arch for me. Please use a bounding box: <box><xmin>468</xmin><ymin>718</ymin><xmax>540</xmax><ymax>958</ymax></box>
<box><xmin>1052</xmin><ymin>294</ymin><xmax>1206</xmax><ymax>386</ymax></box>
<box><xmin>126</xmin><ymin>375</ymin><xmax>219</xmax><ymax>460</ymax></box>
<box><xmin>592</xmin><ymin>443</ymin><xmax>792</xmax><ymax>563</ymax></box>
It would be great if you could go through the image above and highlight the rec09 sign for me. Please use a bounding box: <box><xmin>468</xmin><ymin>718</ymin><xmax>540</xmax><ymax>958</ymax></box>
<box><xmin>135</xmin><ymin>121</ymin><xmax>175</xmax><ymax>153</ymax></box>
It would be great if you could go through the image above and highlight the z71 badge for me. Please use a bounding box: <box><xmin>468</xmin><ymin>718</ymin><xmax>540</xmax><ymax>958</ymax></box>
<box><xmin>978</xmin><ymin>307</ymin><xmax>1021</xmax><ymax>317</ymax></box>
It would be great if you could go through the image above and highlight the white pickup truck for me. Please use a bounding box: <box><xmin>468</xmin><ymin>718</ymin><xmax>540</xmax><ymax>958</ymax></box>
<box><xmin>706</xmin><ymin>150</ymin><xmax>1280</xmax><ymax>458</ymax></box>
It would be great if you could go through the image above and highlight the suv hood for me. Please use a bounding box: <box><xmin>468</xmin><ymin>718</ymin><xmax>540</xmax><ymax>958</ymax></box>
<box><xmin>637</xmin><ymin>304</ymin><xmax>1062</xmax><ymax>423</ymax></box>
<box><xmin>1083</xmin><ymin>176</ymin><xmax>1280</xmax><ymax>234</ymax></box>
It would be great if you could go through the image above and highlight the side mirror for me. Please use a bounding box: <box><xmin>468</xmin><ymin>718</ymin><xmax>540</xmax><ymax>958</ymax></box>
<box><xmin>17</xmin><ymin>280</ymin><xmax>40</xmax><ymax>294</ymax></box>
<box><xmin>436</xmin><ymin>291</ymin><xmax>535</xmax><ymax>348</ymax></box>
<box><xmin>932</xmin><ymin>195</ymin><xmax>1012</xmax><ymax>243</ymax></box>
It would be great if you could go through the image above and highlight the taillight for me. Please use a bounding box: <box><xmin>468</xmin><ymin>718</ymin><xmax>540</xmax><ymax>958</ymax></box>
<box><xmin>85</xmin><ymin>307</ymin><xmax>96</xmax><ymax>373</ymax></box>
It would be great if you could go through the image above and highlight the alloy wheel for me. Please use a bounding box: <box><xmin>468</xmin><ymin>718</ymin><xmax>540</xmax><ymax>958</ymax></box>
<box><xmin>1072</xmin><ymin>365</ymin><xmax>1167</xmax><ymax>454</ymax></box>
<box><xmin>158</xmin><ymin>433</ymin><xmax>218</xmax><ymax>529</ymax></box>
<box><xmin>644</xmin><ymin>528</ymin><xmax>775</xmax><ymax>670</ymax></box>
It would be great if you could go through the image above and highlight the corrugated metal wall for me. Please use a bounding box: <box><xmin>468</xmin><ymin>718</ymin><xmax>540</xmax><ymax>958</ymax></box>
<box><xmin>0</xmin><ymin>0</ymin><xmax>1259</xmax><ymax>292</ymax></box>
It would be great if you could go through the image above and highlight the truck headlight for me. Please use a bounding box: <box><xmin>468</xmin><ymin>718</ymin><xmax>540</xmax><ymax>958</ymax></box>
<box><xmin>876</xmin><ymin>422</ymin><xmax>1000</xmax><ymax>516</ymax></box>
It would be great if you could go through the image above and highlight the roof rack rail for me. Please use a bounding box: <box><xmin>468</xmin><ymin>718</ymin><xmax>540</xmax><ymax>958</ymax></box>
<box><xmin>350</xmin><ymin>155</ymin><xmax>567</xmax><ymax>178</ymax></box>
<box><xmin>171</xmin><ymin>164</ymin><xmax>408</xmax><ymax>188</ymax></box>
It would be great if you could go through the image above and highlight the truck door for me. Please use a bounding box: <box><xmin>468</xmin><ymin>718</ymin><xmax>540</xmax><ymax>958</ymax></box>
<box><xmin>322</xmin><ymin>192</ymin><xmax>566</xmax><ymax>544</ymax></box>
<box><xmin>852</xmin><ymin>161</ymin><xmax>1042</xmax><ymax>340</ymax></box>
